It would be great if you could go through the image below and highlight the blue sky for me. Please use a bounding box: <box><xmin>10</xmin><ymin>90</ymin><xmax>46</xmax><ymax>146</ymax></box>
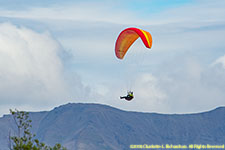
<box><xmin>0</xmin><ymin>0</ymin><xmax>225</xmax><ymax>116</ymax></box>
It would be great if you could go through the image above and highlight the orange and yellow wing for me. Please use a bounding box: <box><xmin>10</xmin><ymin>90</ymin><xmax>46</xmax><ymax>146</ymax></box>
<box><xmin>115</xmin><ymin>27</ymin><xmax>152</xmax><ymax>59</ymax></box>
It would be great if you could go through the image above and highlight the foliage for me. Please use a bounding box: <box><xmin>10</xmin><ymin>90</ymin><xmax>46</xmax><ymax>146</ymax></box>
<box><xmin>9</xmin><ymin>109</ymin><xmax>67</xmax><ymax>150</ymax></box>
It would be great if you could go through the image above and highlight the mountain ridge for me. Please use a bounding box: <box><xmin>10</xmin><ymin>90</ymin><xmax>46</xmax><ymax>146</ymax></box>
<box><xmin>0</xmin><ymin>103</ymin><xmax>224</xmax><ymax>150</ymax></box>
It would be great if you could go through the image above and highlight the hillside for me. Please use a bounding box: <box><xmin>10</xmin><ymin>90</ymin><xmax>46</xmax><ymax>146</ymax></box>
<box><xmin>0</xmin><ymin>103</ymin><xmax>224</xmax><ymax>150</ymax></box>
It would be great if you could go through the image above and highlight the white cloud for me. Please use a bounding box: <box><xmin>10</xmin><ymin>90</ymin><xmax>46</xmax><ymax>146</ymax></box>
<box><xmin>0</xmin><ymin>0</ymin><xmax>225</xmax><ymax>115</ymax></box>
<box><xmin>104</xmin><ymin>55</ymin><xmax>225</xmax><ymax>114</ymax></box>
<box><xmin>155</xmin><ymin>56</ymin><xmax>225</xmax><ymax>113</ymax></box>
<box><xmin>0</xmin><ymin>23</ymin><xmax>94</xmax><ymax>116</ymax></box>
<box><xmin>212</xmin><ymin>54</ymin><xmax>225</xmax><ymax>69</ymax></box>
<box><xmin>0</xmin><ymin>0</ymin><xmax>225</xmax><ymax>27</ymax></box>
<box><xmin>131</xmin><ymin>73</ymin><xmax>168</xmax><ymax>112</ymax></box>
<box><xmin>0</xmin><ymin>23</ymin><xmax>67</xmax><ymax>102</ymax></box>
<box><xmin>92</xmin><ymin>73</ymin><xmax>169</xmax><ymax>114</ymax></box>
<box><xmin>0</xmin><ymin>2</ymin><xmax>140</xmax><ymax>25</ymax></box>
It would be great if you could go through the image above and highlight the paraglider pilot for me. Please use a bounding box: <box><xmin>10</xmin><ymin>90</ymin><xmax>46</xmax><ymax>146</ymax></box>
<box><xmin>120</xmin><ymin>91</ymin><xmax>134</xmax><ymax>101</ymax></box>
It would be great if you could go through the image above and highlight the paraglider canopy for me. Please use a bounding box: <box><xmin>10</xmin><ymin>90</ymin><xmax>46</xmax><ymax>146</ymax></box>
<box><xmin>115</xmin><ymin>27</ymin><xmax>152</xmax><ymax>59</ymax></box>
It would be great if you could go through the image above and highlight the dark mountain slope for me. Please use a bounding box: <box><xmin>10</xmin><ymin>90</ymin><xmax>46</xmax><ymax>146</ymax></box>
<box><xmin>0</xmin><ymin>103</ymin><xmax>224</xmax><ymax>150</ymax></box>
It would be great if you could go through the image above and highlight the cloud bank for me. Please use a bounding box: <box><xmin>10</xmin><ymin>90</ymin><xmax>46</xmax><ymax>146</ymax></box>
<box><xmin>0</xmin><ymin>23</ymin><xmax>95</xmax><ymax>116</ymax></box>
<box><xmin>0</xmin><ymin>0</ymin><xmax>225</xmax><ymax>115</ymax></box>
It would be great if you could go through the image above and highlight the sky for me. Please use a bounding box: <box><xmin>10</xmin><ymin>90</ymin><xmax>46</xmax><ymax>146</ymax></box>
<box><xmin>0</xmin><ymin>0</ymin><xmax>225</xmax><ymax>116</ymax></box>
